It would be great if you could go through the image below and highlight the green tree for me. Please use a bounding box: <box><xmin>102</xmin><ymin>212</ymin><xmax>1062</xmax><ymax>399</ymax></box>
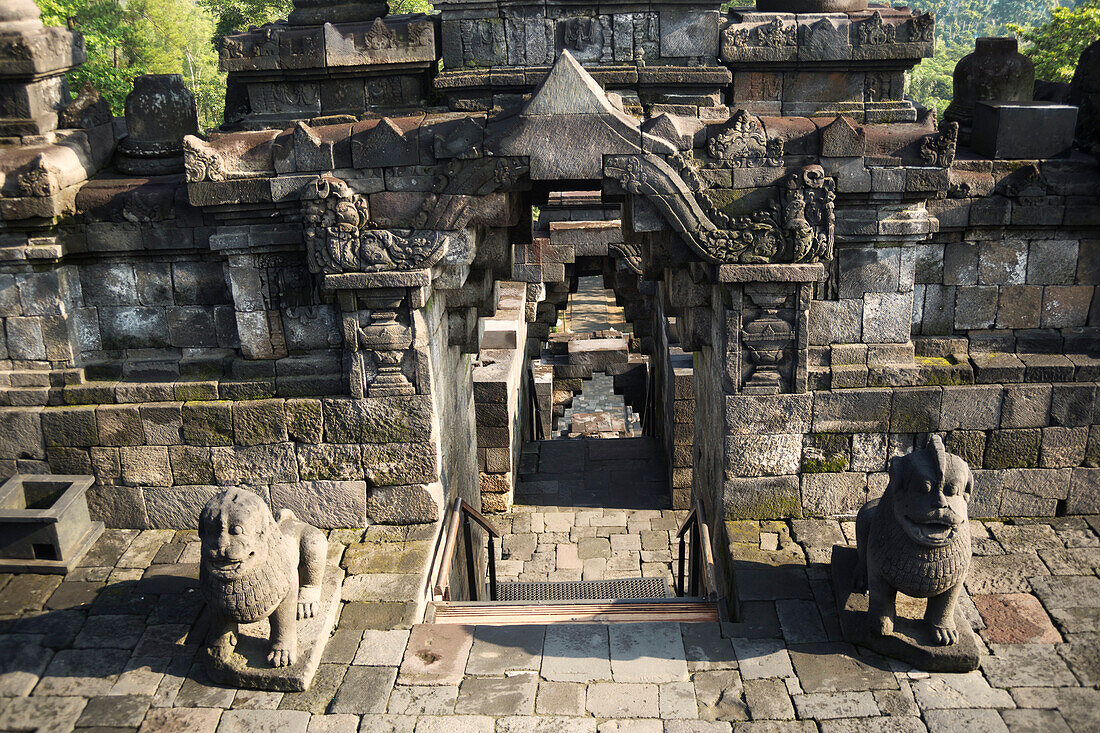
<box><xmin>37</xmin><ymin>0</ymin><xmax>225</xmax><ymax>128</ymax></box>
<box><xmin>908</xmin><ymin>41</ymin><xmax>971</xmax><ymax>116</ymax></box>
<box><xmin>905</xmin><ymin>0</ymin><xmax>1069</xmax><ymax>112</ymax></box>
<box><xmin>1014</xmin><ymin>0</ymin><xmax>1100</xmax><ymax>82</ymax></box>
<box><xmin>198</xmin><ymin>0</ymin><xmax>293</xmax><ymax>41</ymax></box>
<box><xmin>37</xmin><ymin>0</ymin><xmax>143</xmax><ymax>113</ymax></box>
<box><xmin>389</xmin><ymin>0</ymin><xmax>435</xmax><ymax>12</ymax></box>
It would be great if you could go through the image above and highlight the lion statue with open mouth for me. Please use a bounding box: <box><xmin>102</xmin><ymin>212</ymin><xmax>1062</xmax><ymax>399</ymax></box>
<box><xmin>199</xmin><ymin>489</ymin><xmax>328</xmax><ymax>668</ymax></box>
<box><xmin>854</xmin><ymin>435</ymin><xmax>973</xmax><ymax>646</ymax></box>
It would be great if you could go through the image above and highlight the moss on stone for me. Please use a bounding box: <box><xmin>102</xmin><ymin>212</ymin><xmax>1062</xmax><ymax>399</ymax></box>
<box><xmin>801</xmin><ymin>453</ymin><xmax>850</xmax><ymax>473</ymax></box>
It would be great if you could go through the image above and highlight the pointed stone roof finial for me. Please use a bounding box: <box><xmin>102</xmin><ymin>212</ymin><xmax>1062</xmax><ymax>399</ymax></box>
<box><xmin>522</xmin><ymin>50</ymin><xmax>616</xmax><ymax>117</ymax></box>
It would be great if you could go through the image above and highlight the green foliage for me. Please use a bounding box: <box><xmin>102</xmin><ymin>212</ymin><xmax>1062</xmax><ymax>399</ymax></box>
<box><xmin>197</xmin><ymin>0</ymin><xmax>293</xmax><ymax>41</ymax></box>
<box><xmin>389</xmin><ymin>0</ymin><xmax>435</xmax><ymax>13</ymax></box>
<box><xmin>37</xmin><ymin>0</ymin><xmax>142</xmax><ymax>114</ymax></box>
<box><xmin>904</xmin><ymin>0</ymin><xmax>1071</xmax><ymax>112</ymax></box>
<box><xmin>908</xmin><ymin>41</ymin><xmax>970</xmax><ymax>116</ymax></box>
<box><xmin>1013</xmin><ymin>0</ymin><xmax>1100</xmax><ymax>82</ymax></box>
<box><xmin>37</xmin><ymin>0</ymin><xmax>225</xmax><ymax>128</ymax></box>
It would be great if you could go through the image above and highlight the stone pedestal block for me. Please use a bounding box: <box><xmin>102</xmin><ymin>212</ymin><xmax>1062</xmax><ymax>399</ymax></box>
<box><xmin>972</xmin><ymin>102</ymin><xmax>1077</xmax><ymax>160</ymax></box>
<box><xmin>203</xmin><ymin>567</ymin><xmax>343</xmax><ymax>691</ymax></box>
<box><xmin>832</xmin><ymin>545</ymin><xmax>980</xmax><ymax>672</ymax></box>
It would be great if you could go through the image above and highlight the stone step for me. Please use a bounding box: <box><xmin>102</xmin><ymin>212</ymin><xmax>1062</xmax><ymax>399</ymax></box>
<box><xmin>429</xmin><ymin>598</ymin><xmax>719</xmax><ymax>625</ymax></box>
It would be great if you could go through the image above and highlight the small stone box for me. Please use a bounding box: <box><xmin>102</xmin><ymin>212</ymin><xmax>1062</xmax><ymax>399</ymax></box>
<box><xmin>972</xmin><ymin>102</ymin><xmax>1077</xmax><ymax>160</ymax></box>
<box><xmin>0</xmin><ymin>474</ymin><xmax>104</xmax><ymax>573</ymax></box>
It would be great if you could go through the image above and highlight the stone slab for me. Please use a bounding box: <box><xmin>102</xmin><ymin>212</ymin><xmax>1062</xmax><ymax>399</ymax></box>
<box><xmin>608</xmin><ymin>622</ymin><xmax>688</xmax><ymax>683</ymax></box>
<box><xmin>541</xmin><ymin>623</ymin><xmax>612</xmax><ymax>682</ymax></box>
<box><xmin>202</xmin><ymin>568</ymin><xmax>343</xmax><ymax>692</ymax></box>
<box><xmin>831</xmin><ymin>545</ymin><xmax>980</xmax><ymax>672</ymax></box>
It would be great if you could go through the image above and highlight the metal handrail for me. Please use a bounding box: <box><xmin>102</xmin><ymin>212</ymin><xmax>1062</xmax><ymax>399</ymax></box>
<box><xmin>430</xmin><ymin>497</ymin><xmax>501</xmax><ymax>602</ymax></box>
<box><xmin>676</xmin><ymin>498</ymin><xmax>719</xmax><ymax>601</ymax></box>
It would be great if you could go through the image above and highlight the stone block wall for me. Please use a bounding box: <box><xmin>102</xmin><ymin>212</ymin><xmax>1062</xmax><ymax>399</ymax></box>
<box><xmin>651</xmin><ymin>311</ymin><xmax>695</xmax><ymax>510</ymax></box>
<box><xmin>473</xmin><ymin>282</ymin><xmax>530</xmax><ymax>512</ymax></box>
<box><xmin>720</xmin><ymin>160</ymin><xmax>1100</xmax><ymax>522</ymax></box>
<box><xmin>723</xmin><ymin>385</ymin><xmax>1098</xmax><ymax>521</ymax></box>
<box><xmin>0</xmin><ymin>393</ymin><xmax>443</xmax><ymax>528</ymax></box>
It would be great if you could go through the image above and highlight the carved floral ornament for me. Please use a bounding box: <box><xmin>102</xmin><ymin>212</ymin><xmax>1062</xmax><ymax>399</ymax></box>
<box><xmin>707</xmin><ymin>110</ymin><xmax>783</xmax><ymax>169</ymax></box>
<box><xmin>605</xmin><ymin>154</ymin><xmax>835</xmax><ymax>266</ymax></box>
<box><xmin>301</xmin><ymin>175</ymin><xmax>448</xmax><ymax>274</ymax></box>
<box><xmin>857</xmin><ymin>12</ymin><xmax>897</xmax><ymax>46</ymax></box>
<box><xmin>919</xmin><ymin>121</ymin><xmax>959</xmax><ymax>168</ymax></box>
<box><xmin>726</xmin><ymin>17</ymin><xmax>796</xmax><ymax>49</ymax></box>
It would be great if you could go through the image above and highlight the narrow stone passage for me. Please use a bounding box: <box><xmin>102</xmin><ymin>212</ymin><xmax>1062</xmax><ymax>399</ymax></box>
<box><xmin>493</xmin><ymin>438</ymin><xmax>685</xmax><ymax>589</ymax></box>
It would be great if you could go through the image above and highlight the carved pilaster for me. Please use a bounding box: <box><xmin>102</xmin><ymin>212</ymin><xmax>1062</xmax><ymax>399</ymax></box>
<box><xmin>718</xmin><ymin>264</ymin><xmax>823</xmax><ymax>395</ymax></box>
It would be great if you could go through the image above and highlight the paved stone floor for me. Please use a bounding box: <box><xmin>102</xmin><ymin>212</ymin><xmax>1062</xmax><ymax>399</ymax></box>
<box><xmin>559</xmin><ymin>373</ymin><xmax>643</xmax><ymax>440</ymax></box>
<box><xmin>0</xmin><ymin>500</ymin><xmax>1097</xmax><ymax>730</ymax></box>
<box><xmin>494</xmin><ymin>439</ymin><xmax>681</xmax><ymax>587</ymax></box>
<box><xmin>563</xmin><ymin>276</ymin><xmax>628</xmax><ymax>334</ymax></box>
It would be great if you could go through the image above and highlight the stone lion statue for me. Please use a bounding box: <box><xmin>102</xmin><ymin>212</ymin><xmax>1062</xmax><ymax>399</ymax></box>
<box><xmin>199</xmin><ymin>488</ymin><xmax>328</xmax><ymax>667</ymax></box>
<box><xmin>854</xmin><ymin>435</ymin><xmax>973</xmax><ymax>646</ymax></box>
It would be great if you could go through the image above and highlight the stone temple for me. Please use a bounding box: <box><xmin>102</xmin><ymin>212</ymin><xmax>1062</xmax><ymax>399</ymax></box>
<box><xmin>0</xmin><ymin>0</ymin><xmax>1098</xmax><ymax>728</ymax></box>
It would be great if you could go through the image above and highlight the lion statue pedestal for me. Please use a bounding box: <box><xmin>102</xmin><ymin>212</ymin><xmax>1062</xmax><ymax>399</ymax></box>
<box><xmin>831</xmin><ymin>436</ymin><xmax>981</xmax><ymax>672</ymax></box>
<box><xmin>198</xmin><ymin>489</ymin><xmax>342</xmax><ymax>691</ymax></box>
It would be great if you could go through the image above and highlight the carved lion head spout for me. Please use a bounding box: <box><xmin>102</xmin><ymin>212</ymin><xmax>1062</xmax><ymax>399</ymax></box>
<box><xmin>889</xmin><ymin>435</ymin><xmax>973</xmax><ymax>548</ymax></box>
<box><xmin>199</xmin><ymin>488</ymin><xmax>277</xmax><ymax>583</ymax></box>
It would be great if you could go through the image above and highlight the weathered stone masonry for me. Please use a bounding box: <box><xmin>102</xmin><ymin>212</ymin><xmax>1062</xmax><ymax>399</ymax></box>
<box><xmin>0</xmin><ymin>0</ymin><xmax>1097</xmax><ymax>546</ymax></box>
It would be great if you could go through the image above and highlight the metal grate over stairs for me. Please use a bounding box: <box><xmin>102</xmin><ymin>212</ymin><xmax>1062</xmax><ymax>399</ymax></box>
<box><xmin>496</xmin><ymin>577</ymin><xmax>670</xmax><ymax>602</ymax></box>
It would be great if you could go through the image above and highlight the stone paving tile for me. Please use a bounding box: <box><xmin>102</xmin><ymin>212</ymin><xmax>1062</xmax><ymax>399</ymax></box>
<box><xmin>910</xmin><ymin>671</ymin><xmax>1016</xmax><ymax>709</ymax></box>
<box><xmin>354</xmin><ymin>629</ymin><xmax>411</xmax><ymax>667</ymax></box>
<box><xmin>497</xmin><ymin>715</ymin><xmax>598</xmax><ymax>733</ymax></box>
<box><xmin>775</xmin><ymin>600</ymin><xmax>828</xmax><ymax>644</ymax></box>
<box><xmin>328</xmin><ymin>665</ymin><xmax>397</xmax><ymax>714</ymax></box>
<box><xmin>33</xmin><ymin>647</ymin><xmax>129</xmax><ymax>697</ymax></box>
<box><xmin>982</xmin><ymin>643</ymin><xmax>1079</xmax><ymax>687</ymax></box>
<box><xmin>1058</xmin><ymin>631</ymin><xmax>1100</xmax><ymax>686</ymax></box>
<box><xmin>137</xmin><ymin>707</ymin><xmax>223</xmax><ymax>732</ymax></box>
<box><xmin>542</xmin><ymin>624</ymin><xmax>612</xmax><ymax>682</ymax></box>
<box><xmin>681</xmin><ymin>623</ymin><xmax>737</xmax><ymax>671</ymax></box>
<box><xmin>973</xmin><ymin>593</ymin><xmax>1063</xmax><ymax>644</ymax></box>
<box><xmin>817</xmin><ymin>718</ymin><xmax>925</xmax><ymax>733</ymax></box>
<box><xmin>785</xmin><ymin>643</ymin><xmax>897</xmax><ymax>693</ymax></box>
<box><xmin>1028</xmin><ymin>575</ymin><xmax>1100</xmax><ymax>633</ymax></box>
<box><xmin>76</xmin><ymin>693</ymin><xmax>152</xmax><ymax>727</ymax></box>
<box><xmin>0</xmin><ymin>633</ymin><xmax>52</xmax><ymax>695</ymax></box>
<box><xmin>1000</xmin><ymin>708</ymin><xmax>1074</xmax><ymax>733</ymax></box>
<box><xmin>399</xmin><ymin>625</ymin><xmax>474</xmax><ymax>686</ymax></box>
<box><xmin>692</xmin><ymin>669</ymin><xmax>748</xmax><ymax>721</ymax></box>
<box><xmin>415</xmin><ymin>714</ymin><xmax>495</xmax><ymax>732</ymax></box>
<box><xmin>792</xmin><ymin>691</ymin><xmax>879</xmax><ymax>720</ymax></box>
<box><xmin>966</xmin><ymin>553</ymin><xmax>1050</xmax><ymax>595</ymax></box>
<box><xmin>277</xmin><ymin>662</ymin><xmax>345</xmax><ymax>713</ymax></box>
<box><xmin>731</xmin><ymin>638</ymin><xmax>795</xmax><ymax>680</ymax></box>
<box><xmin>466</xmin><ymin>625</ymin><xmax>545</xmax><ymax>675</ymax></box>
<box><xmin>455</xmin><ymin>674</ymin><xmax>538</xmax><ymax>716</ymax></box>
<box><xmin>923</xmin><ymin>707</ymin><xmax>1010</xmax><ymax>732</ymax></box>
<box><xmin>215</xmin><ymin>708</ymin><xmax>311</xmax><ymax>732</ymax></box>
<box><xmin>231</xmin><ymin>689</ymin><xmax>284</xmax><ymax>710</ymax></box>
<box><xmin>387</xmin><ymin>684</ymin><xmax>458</xmax><ymax>715</ymax></box>
<box><xmin>536</xmin><ymin>680</ymin><xmax>586</xmax><ymax>715</ymax></box>
<box><xmin>307</xmin><ymin>713</ymin><xmax>360</xmax><ymax>733</ymax></box>
<box><xmin>585</xmin><ymin>681</ymin><xmax>659</xmax><ymax>718</ymax></box>
<box><xmin>609</xmin><ymin>622</ymin><xmax>688</xmax><ymax>683</ymax></box>
<box><xmin>743</xmin><ymin>677</ymin><xmax>796</xmax><ymax>720</ymax></box>
<box><xmin>598</xmin><ymin>720</ymin><xmax>663</xmax><ymax>732</ymax></box>
<box><xmin>659</xmin><ymin>680</ymin><xmax>699</xmax><ymax>719</ymax></box>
